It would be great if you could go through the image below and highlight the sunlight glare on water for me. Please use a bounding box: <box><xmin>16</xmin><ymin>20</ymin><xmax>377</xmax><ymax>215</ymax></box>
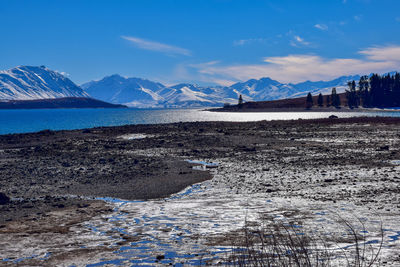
<box><xmin>0</xmin><ymin>108</ymin><xmax>399</xmax><ymax>135</ymax></box>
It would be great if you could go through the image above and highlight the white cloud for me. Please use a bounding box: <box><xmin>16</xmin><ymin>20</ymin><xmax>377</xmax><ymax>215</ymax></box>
<box><xmin>314</xmin><ymin>24</ymin><xmax>328</xmax><ymax>31</ymax></box>
<box><xmin>354</xmin><ymin>15</ymin><xmax>362</xmax><ymax>21</ymax></box>
<box><xmin>189</xmin><ymin>61</ymin><xmax>220</xmax><ymax>69</ymax></box>
<box><xmin>233</xmin><ymin>38</ymin><xmax>267</xmax><ymax>46</ymax></box>
<box><xmin>121</xmin><ymin>36</ymin><xmax>191</xmax><ymax>56</ymax></box>
<box><xmin>189</xmin><ymin>45</ymin><xmax>400</xmax><ymax>85</ymax></box>
<box><xmin>359</xmin><ymin>45</ymin><xmax>400</xmax><ymax>61</ymax></box>
<box><xmin>290</xmin><ymin>35</ymin><xmax>311</xmax><ymax>47</ymax></box>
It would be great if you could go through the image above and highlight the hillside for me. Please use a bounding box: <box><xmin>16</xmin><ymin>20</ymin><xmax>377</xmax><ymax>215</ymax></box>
<box><xmin>0</xmin><ymin>66</ymin><xmax>89</xmax><ymax>100</ymax></box>
<box><xmin>210</xmin><ymin>93</ymin><xmax>349</xmax><ymax>112</ymax></box>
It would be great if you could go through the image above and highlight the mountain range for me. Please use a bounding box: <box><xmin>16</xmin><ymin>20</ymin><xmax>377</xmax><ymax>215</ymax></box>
<box><xmin>81</xmin><ymin>74</ymin><xmax>361</xmax><ymax>108</ymax></box>
<box><xmin>0</xmin><ymin>65</ymin><xmax>363</xmax><ymax>108</ymax></box>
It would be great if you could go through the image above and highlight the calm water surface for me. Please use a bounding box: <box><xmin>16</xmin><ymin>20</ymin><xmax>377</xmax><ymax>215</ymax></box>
<box><xmin>0</xmin><ymin>108</ymin><xmax>399</xmax><ymax>135</ymax></box>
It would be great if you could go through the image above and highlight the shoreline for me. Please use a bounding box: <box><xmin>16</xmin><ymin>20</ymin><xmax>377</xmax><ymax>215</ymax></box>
<box><xmin>206</xmin><ymin>106</ymin><xmax>400</xmax><ymax>113</ymax></box>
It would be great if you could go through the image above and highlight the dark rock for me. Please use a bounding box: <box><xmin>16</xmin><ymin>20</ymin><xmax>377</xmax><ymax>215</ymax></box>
<box><xmin>38</xmin><ymin>129</ymin><xmax>54</xmax><ymax>135</ymax></box>
<box><xmin>379</xmin><ymin>145</ymin><xmax>389</xmax><ymax>151</ymax></box>
<box><xmin>61</xmin><ymin>162</ymin><xmax>71</xmax><ymax>167</ymax></box>
<box><xmin>0</xmin><ymin>192</ymin><xmax>10</xmax><ymax>205</ymax></box>
<box><xmin>329</xmin><ymin>115</ymin><xmax>338</xmax><ymax>119</ymax></box>
<box><xmin>156</xmin><ymin>255</ymin><xmax>165</xmax><ymax>261</ymax></box>
<box><xmin>324</xmin><ymin>179</ymin><xmax>334</xmax><ymax>183</ymax></box>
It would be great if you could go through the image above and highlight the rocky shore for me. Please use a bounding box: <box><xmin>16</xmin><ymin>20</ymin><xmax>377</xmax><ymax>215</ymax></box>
<box><xmin>1</xmin><ymin>116</ymin><xmax>400</xmax><ymax>265</ymax></box>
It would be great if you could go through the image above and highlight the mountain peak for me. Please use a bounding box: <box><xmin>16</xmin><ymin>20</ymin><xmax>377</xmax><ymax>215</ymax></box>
<box><xmin>0</xmin><ymin>65</ymin><xmax>88</xmax><ymax>100</ymax></box>
<box><xmin>103</xmin><ymin>74</ymin><xmax>126</xmax><ymax>81</ymax></box>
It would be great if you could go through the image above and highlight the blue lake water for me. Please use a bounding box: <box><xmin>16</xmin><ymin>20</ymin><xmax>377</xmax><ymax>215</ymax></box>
<box><xmin>1</xmin><ymin>108</ymin><xmax>400</xmax><ymax>135</ymax></box>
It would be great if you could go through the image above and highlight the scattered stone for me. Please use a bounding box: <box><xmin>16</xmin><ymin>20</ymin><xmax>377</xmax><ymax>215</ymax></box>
<box><xmin>156</xmin><ymin>255</ymin><xmax>165</xmax><ymax>261</ymax></box>
<box><xmin>0</xmin><ymin>192</ymin><xmax>10</xmax><ymax>205</ymax></box>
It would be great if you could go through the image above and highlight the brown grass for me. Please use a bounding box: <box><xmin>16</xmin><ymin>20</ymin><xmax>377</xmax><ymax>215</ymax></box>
<box><xmin>225</xmin><ymin>217</ymin><xmax>383</xmax><ymax>267</ymax></box>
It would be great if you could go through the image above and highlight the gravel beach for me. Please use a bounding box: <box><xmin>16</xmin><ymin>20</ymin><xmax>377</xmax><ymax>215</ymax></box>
<box><xmin>1</xmin><ymin>116</ymin><xmax>400</xmax><ymax>265</ymax></box>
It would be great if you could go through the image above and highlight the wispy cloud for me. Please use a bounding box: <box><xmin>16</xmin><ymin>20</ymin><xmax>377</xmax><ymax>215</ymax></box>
<box><xmin>354</xmin><ymin>15</ymin><xmax>362</xmax><ymax>21</ymax></box>
<box><xmin>396</xmin><ymin>17</ymin><xmax>400</xmax><ymax>22</ymax></box>
<box><xmin>359</xmin><ymin>45</ymin><xmax>400</xmax><ymax>61</ymax></box>
<box><xmin>189</xmin><ymin>61</ymin><xmax>220</xmax><ymax>68</ymax></box>
<box><xmin>290</xmin><ymin>35</ymin><xmax>311</xmax><ymax>47</ymax></box>
<box><xmin>314</xmin><ymin>24</ymin><xmax>328</xmax><ymax>31</ymax></box>
<box><xmin>233</xmin><ymin>38</ymin><xmax>267</xmax><ymax>46</ymax></box>
<box><xmin>121</xmin><ymin>36</ymin><xmax>191</xmax><ymax>56</ymax></box>
<box><xmin>189</xmin><ymin>45</ymin><xmax>400</xmax><ymax>85</ymax></box>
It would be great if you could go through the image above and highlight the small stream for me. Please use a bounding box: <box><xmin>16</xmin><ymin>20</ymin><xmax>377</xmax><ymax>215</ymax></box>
<box><xmin>84</xmin><ymin>181</ymin><xmax>233</xmax><ymax>266</ymax></box>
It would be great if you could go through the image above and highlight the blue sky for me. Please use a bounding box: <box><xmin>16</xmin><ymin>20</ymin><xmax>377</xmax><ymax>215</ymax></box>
<box><xmin>1</xmin><ymin>0</ymin><xmax>400</xmax><ymax>86</ymax></box>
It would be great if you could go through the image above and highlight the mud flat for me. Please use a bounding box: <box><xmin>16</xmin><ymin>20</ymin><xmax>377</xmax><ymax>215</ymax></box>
<box><xmin>1</xmin><ymin>117</ymin><xmax>400</xmax><ymax>265</ymax></box>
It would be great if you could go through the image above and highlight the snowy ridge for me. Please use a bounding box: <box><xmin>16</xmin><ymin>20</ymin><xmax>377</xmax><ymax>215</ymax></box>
<box><xmin>82</xmin><ymin>77</ymin><xmax>239</xmax><ymax>108</ymax></box>
<box><xmin>0</xmin><ymin>65</ymin><xmax>364</xmax><ymax>108</ymax></box>
<box><xmin>82</xmin><ymin>74</ymin><xmax>361</xmax><ymax>108</ymax></box>
<box><xmin>0</xmin><ymin>66</ymin><xmax>89</xmax><ymax>100</ymax></box>
<box><xmin>81</xmin><ymin>75</ymin><xmax>165</xmax><ymax>108</ymax></box>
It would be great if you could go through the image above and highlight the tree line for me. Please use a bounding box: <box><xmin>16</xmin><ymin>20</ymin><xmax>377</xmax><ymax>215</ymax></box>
<box><xmin>306</xmin><ymin>72</ymin><xmax>400</xmax><ymax>109</ymax></box>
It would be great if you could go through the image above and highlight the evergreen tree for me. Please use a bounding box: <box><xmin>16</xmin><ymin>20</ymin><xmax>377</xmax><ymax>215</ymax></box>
<box><xmin>358</xmin><ymin>75</ymin><xmax>370</xmax><ymax>107</ymax></box>
<box><xmin>306</xmin><ymin>92</ymin><xmax>313</xmax><ymax>109</ymax></box>
<box><xmin>393</xmin><ymin>73</ymin><xmax>400</xmax><ymax>106</ymax></box>
<box><xmin>346</xmin><ymin>80</ymin><xmax>358</xmax><ymax>108</ymax></box>
<box><xmin>317</xmin><ymin>93</ymin><xmax>323</xmax><ymax>107</ymax></box>
<box><xmin>382</xmin><ymin>74</ymin><xmax>392</xmax><ymax>106</ymax></box>
<box><xmin>238</xmin><ymin>94</ymin><xmax>243</xmax><ymax>108</ymax></box>
<box><xmin>331</xmin><ymin>87</ymin><xmax>341</xmax><ymax>108</ymax></box>
<box><xmin>326</xmin><ymin>95</ymin><xmax>331</xmax><ymax>107</ymax></box>
<box><xmin>369</xmin><ymin>74</ymin><xmax>382</xmax><ymax>107</ymax></box>
<box><xmin>362</xmin><ymin>73</ymin><xmax>400</xmax><ymax>108</ymax></box>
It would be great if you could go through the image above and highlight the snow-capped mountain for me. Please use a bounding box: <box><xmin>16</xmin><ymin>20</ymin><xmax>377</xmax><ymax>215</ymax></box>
<box><xmin>158</xmin><ymin>84</ymin><xmax>238</xmax><ymax>108</ymax></box>
<box><xmin>0</xmin><ymin>65</ymin><xmax>367</xmax><ymax>108</ymax></box>
<box><xmin>82</xmin><ymin>74</ymin><xmax>363</xmax><ymax>108</ymax></box>
<box><xmin>290</xmin><ymin>75</ymin><xmax>361</xmax><ymax>98</ymax></box>
<box><xmin>81</xmin><ymin>74</ymin><xmax>165</xmax><ymax>108</ymax></box>
<box><xmin>81</xmin><ymin>77</ymin><xmax>238</xmax><ymax>108</ymax></box>
<box><xmin>230</xmin><ymin>77</ymin><xmax>300</xmax><ymax>101</ymax></box>
<box><xmin>0</xmin><ymin>66</ymin><xmax>89</xmax><ymax>100</ymax></box>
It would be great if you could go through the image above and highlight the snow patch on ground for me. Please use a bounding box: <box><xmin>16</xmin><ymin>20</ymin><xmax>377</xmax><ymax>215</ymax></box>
<box><xmin>118</xmin><ymin>134</ymin><xmax>155</xmax><ymax>140</ymax></box>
